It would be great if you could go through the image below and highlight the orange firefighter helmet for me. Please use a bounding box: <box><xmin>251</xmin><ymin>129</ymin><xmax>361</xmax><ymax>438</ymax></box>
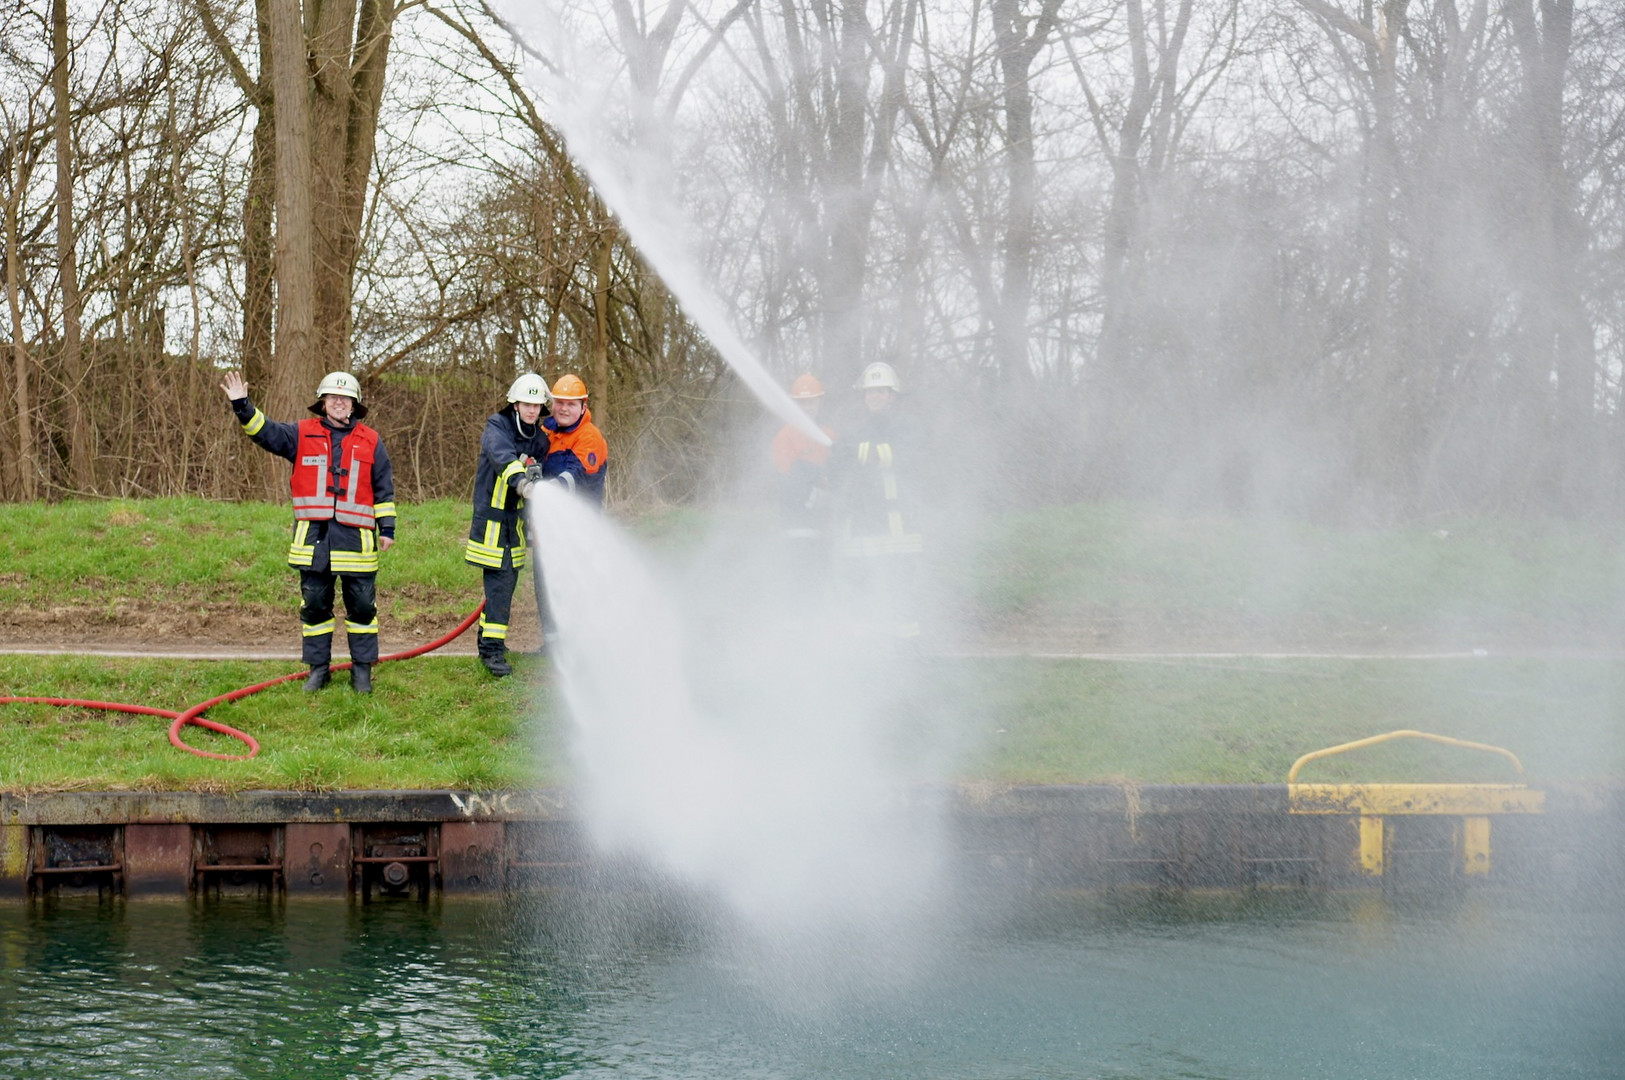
<box><xmin>551</xmin><ymin>373</ymin><xmax>589</xmax><ymax>400</ymax></box>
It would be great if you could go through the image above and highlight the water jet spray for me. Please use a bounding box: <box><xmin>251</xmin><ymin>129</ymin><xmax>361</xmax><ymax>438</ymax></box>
<box><xmin>491</xmin><ymin>2</ymin><xmax>830</xmax><ymax>446</ymax></box>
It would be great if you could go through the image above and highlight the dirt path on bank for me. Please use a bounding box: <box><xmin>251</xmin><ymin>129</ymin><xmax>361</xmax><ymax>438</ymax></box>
<box><xmin>0</xmin><ymin>590</ymin><xmax>538</xmax><ymax>660</ymax></box>
<box><xmin>3</xmin><ymin>588</ymin><xmax>1618</xmax><ymax>661</ymax></box>
<box><xmin>3</xmin><ymin>618</ymin><xmax>1617</xmax><ymax>662</ymax></box>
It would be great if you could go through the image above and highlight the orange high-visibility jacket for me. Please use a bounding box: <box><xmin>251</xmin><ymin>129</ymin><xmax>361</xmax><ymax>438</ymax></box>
<box><xmin>542</xmin><ymin>408</ymin><xmax>609</xmax><ymax>504</ymax></box>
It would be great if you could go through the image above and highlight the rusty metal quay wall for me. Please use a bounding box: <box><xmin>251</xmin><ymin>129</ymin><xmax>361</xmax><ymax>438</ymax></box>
<box><xmin>1</xmin><ymin>785</ymin><xmax>1620</xmax><ymax>901</ymax></box>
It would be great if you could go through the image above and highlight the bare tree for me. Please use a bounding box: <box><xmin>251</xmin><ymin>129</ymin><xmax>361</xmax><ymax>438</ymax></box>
<box><xmin>1503</xmin><ymin>0</ymin><xmax>1596</xmax><ymax>507</ymax></box>
<box><xmin>50</xmin><ymin>0</ymin><xmax>93</xmax><ymax>490</ymax></box>
<box><xmin>988</xmin><ymin>0</ymin><xmax>1062</xmax><ymax>388</ymax></box>
<box><xmin>1</xmin><ymin>98</ymin><xmax>46</xmax><ymax>501</ymax></box>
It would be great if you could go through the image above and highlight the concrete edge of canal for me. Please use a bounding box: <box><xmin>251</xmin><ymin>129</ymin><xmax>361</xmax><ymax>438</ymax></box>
<box><xmin>2</xmin><ymin>784</ymin><xmax>1620</xmax><ymax>901</ymax></box>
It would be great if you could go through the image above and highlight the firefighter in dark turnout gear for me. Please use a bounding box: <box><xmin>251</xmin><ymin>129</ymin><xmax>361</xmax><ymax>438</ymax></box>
<box><xmin>466</xmin><ymin>373</ymin><xmax>552</xmax><ymax>677</ymax></box>
<box><xmin>831</xmin><ymin>361</ymin><xmax>923</xmax><ymax>640</ymax></box>
<box><xmin>222</xmin><ymin>370</ymin><xmax>396</xmax><ymax>693</ymax></box>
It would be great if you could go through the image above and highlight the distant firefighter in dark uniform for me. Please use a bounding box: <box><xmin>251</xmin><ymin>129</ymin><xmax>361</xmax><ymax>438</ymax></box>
<box><xmin>222</xmin><ymin>369</ymin><xmax>396</xmax><ymax>693</ymax></box>
<box><xmin>466</xmin><ymin>373</ymin><xmax>553</xmax><ymax>678</ymax></box>
<box><xmin>831</xmin><ymin>361</ymin><xmax>923</xmax><ymax>639</ymax></box>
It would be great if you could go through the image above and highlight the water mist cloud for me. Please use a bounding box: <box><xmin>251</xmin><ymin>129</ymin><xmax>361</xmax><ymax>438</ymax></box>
<box><xmin>527</xmin><ymin>485</ymin><xmax>951</xmax><ymax>942</ymax></box>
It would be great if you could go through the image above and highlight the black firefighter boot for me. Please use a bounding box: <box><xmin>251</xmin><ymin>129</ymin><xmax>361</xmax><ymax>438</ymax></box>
<box><xmin>478</xmin><ymin>638</ymin><xmax>512</xmax><ymax>678</ymax></box>
<box><xmin>351</xmin><ymin>663</ymin><xmax>373</xmax><ymax>694</ymax></box>
<box><xmin>303</xmin><ymin>664</ymin><xmax>331</xmax><ymax>692</ymax></box>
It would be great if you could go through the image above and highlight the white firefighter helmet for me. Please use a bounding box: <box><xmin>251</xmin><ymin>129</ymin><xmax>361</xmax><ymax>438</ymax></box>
<box><xmin>507</xmin><ymin>372</ymin><xmax>551</xmax><ymax>408</ymax></box>
<box><xmin>309</xmin><ymin>371</ymin><xmax>367</xmax><ymax>419</ymax></box>
<box><xmin>855</xmin><ymin>361</ymin><xmax>902</xmax><ymax>392</ymax></box>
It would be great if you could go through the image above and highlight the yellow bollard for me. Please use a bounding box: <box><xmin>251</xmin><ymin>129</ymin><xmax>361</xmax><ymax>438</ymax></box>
<box><xmin>1461</xmin><ymin>816</ymin><xmax>1492</xmax><ymax>876</ymax></box>
<box><xmin>1358</xmin><ymin>815</ymin><xmax>1384</xmax><ymax>876</ymax></box>
<box><xmin>1288</xmin><ymin>730</ymin><xmax>1542</xmax><ymax>879</ymax></box>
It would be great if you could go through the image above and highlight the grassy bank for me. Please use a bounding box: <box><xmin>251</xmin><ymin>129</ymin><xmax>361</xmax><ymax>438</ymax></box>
<box><xmin>2</xmin><ymin>496</ymin><xmax>1621</xmax><ymax>790</ymax></box>
<box><xmin>3</xmin><ymin>496</ymin><xmax>1623</xmax><ymax>646</ymax></box>
<box><xmin>953</xmin><ymin>654</ymin><xmax>1623</xmax><ymax>785</ymax></box>
<box><xmin>0</xmin><ymin>496</ymin><xmax>724</xmax><ymax>645</ymax></box>
<box><xmin>0</xmin><ymin>655</ymin><xmax>556</xmax><ymax>791</ymax></box>
<box><xmin>0</xmin><ymin>498</ymin><xmax>478</xmax><ymax>622</ymax></box>
<box><xmin>1</xmin><ymin>652</ymin><xmax>1616</xmax><ymax>790</ymax></box>
<box><xmin>971</xmin><ymin>502</ymin><xmax>1625</xmax><ymax>648</ymax></box>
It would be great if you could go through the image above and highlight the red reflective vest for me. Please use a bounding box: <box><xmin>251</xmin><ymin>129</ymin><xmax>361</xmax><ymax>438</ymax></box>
<box><xmin>290</xmin><ymin>418</ymin><xmax>380</xmax><ymax>527</ymax></box>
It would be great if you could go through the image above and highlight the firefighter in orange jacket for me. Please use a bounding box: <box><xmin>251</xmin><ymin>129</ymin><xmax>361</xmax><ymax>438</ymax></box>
<box><xmin>222</xmin><ymin>370</ymin><xmax>396</xmax><ymax>693</ymax></box>
<box><xmin>772</xmin><ymin>373</ymin><xmax>836</xmax><ymax>540</ymax></box>
<box><xmin>519</xmin><ymin>373</ymin><xmax>610</xmax><ymax>647</ymax></box>
<box><xmin>541</xmin><ymin>374</ymin><xmax>608</xmax><ymax>504</ymax></box>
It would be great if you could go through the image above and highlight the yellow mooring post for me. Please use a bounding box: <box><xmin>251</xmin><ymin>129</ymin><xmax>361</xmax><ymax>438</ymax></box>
<box><xmin>1359</xmin><ymin>815</ymin><xmax>1384</xmax><ymax>876</ymax></box>
<box><xmin>1287</xmin><ymin>730</ymin><xmax>1544</xmax><ymax>878</ymax></box>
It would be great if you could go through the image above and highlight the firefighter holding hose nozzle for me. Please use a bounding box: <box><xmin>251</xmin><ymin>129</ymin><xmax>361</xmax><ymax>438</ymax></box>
<box><xmin>466</xmin><ymin>370</ymin><xmax>608</xmax><ymax>678</ymax></box>
<box><xmin>222</xmin><ymin>370</ymin><xmax>396</xmax><ymax>693</ymax></box>
<box><xmin>466</xmin><ymin>372</ymin><xmax>553</xmax><ymax>678</ymax></box>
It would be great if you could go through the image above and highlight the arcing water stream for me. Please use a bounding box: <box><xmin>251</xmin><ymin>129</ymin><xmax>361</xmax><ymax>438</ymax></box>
<box><xmin>491</xmin><ymin>2</ymin><xmax>828</xmax><ymax>445</ymax></box>
<box><xmin>492</xmin><ymin>0</ymin><xmax>964</xmax><ymax>989</ymax></box>
<box><xmin>524</xmin><ymin>483</ymin><xmax>954</xmax><ymax>997</ymax></box>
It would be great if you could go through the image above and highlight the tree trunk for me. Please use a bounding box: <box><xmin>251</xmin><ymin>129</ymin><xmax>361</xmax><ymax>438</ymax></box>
<box><xmin>1297</xmin><ymin>0</ymin><xmax>1412</xmax><ymax>513</ymax></box>
<box><xmin>1508</xmin><ymin>0</ymin><xmax>1591</xmax><ymax>509</ymax></box>
<box><xmin>990</xmin><ymin>0</ymin><xmax>1062</xmax><ymax>389</ymax></box>
<box><xmin>4</xmin><ymin>154</ymin><xmax>36</xmax><ymax>501</ymax></box>
<box><xmin>51</xmin><ymin>0</ymin><xmax>95</xmax><ymax>493</ymax></box>
<box><xmin>1093</xmin><ymin>0</ymin><xmax>1155</xmax><ymax>404</ymax></box>
<box><xmin>309</xmin><ymin>0</ymin><xmax>397</xmax><ymax>376</ymax></box>
<box><xmin>265</xmin><ymin>0</ymin><xmax>397</xmax><ymax>417</ymax></box>
<box><xmin>592</xmin><ymin>220</ymin><xmax>615</xmax><ymax>428</ymax></box>
<box><xmin>819</xmin><ymin>0</ymin><xmax>872</xmax><ymax>386</ymax></box>
<box><xmin>1363</xmin><ymin>0</ymin><xmax>1405</xmax><ymax>509</ymax></box>
<box><xmin>266</xmin><ymin>0</ymin><xmax>317</xmax><ymax>423</ymax></box>
<box><xmin>306</xmin><ymin>0</ymin><xmax>357</xmax><ymax>373</ymax></box>
<box><xmin>242</xmin><ymin>0</ymin><xmax>276</xmax><ymax>394</ymax></box>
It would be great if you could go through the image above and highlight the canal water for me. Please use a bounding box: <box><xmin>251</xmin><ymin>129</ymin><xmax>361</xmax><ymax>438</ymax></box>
<box><xmin>0</xmin><ymin>890</ymin><xmax>1618</xmax><ymax>1078</ymax></box>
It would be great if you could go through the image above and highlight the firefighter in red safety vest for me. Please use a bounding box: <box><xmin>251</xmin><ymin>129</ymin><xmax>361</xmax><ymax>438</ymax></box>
<box><xmin>222</xmin><ymin>370</ymin><xmax>396</xmax><ymax>693</ymax></box>
<box><xmin>466</xmin><ymin>372</ymin><xmax>553</xmax><ymax>678</ymax></box>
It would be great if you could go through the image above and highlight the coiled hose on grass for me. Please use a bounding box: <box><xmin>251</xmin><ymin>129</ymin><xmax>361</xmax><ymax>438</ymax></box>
<box><xmin>0</xmin><ymin>603</ymin><xmax>484</xmax><ymax>761</ymax></box>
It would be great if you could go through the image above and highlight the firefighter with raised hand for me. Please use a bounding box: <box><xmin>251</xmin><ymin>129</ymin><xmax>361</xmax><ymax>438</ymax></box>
<box><xmin>221</xmin><ymin>370</ymin><xmax>396</xmax><ymax>693</ymax></box>
<box><xmin>541</xmin><ymin>374</ymin><xmax>608</xmax><ymax>504</ymax></box>
<box><xmin>466</xmin><ymin>372</ymin><xmax>552</xmax><ymax>678</ymax></box>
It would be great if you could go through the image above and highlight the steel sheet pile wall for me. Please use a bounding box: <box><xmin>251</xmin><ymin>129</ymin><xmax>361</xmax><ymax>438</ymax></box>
<box><xmin>1</xmin><ymin>786</ymin><xmax>1619</xmax><ymax>900</ymax></box>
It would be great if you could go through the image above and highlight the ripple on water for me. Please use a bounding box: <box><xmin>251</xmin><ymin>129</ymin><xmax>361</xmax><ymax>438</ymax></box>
<box><xmin>0</xmin><ymin>892</ymin><xmax>1619</xmax><ymax>1079</ymax></box>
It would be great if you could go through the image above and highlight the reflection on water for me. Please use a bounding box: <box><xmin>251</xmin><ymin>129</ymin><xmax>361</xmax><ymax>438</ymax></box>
<box><xmin>0</xmin><ymin>890</ymin><xmax>1619</xmax><ymax>1079</ymax></box>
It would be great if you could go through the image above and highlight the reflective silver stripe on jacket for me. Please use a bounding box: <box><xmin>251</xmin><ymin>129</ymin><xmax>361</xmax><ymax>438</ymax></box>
<box><xmin>294</xmin><ymin>446</ymin><xmax>333</xmax><ymax>519</ymax></box>
<box><xmin>333</xmin><ymin>438</ymin><xmax>375</xmax><ymax>526</ymax></box>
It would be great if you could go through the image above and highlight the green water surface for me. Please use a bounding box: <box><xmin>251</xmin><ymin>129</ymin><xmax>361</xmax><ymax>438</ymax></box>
<box><xmin>0</xmin><ymin>890</ymin><xmax>1619</xmax><ymax>1078</ymax></box>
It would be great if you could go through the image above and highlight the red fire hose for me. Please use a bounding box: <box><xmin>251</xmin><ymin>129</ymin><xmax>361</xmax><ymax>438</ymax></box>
<box><xmin>0</xmin><ymin>603</ymin><xmax>484</xmax><ymax>762</ymax></box>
